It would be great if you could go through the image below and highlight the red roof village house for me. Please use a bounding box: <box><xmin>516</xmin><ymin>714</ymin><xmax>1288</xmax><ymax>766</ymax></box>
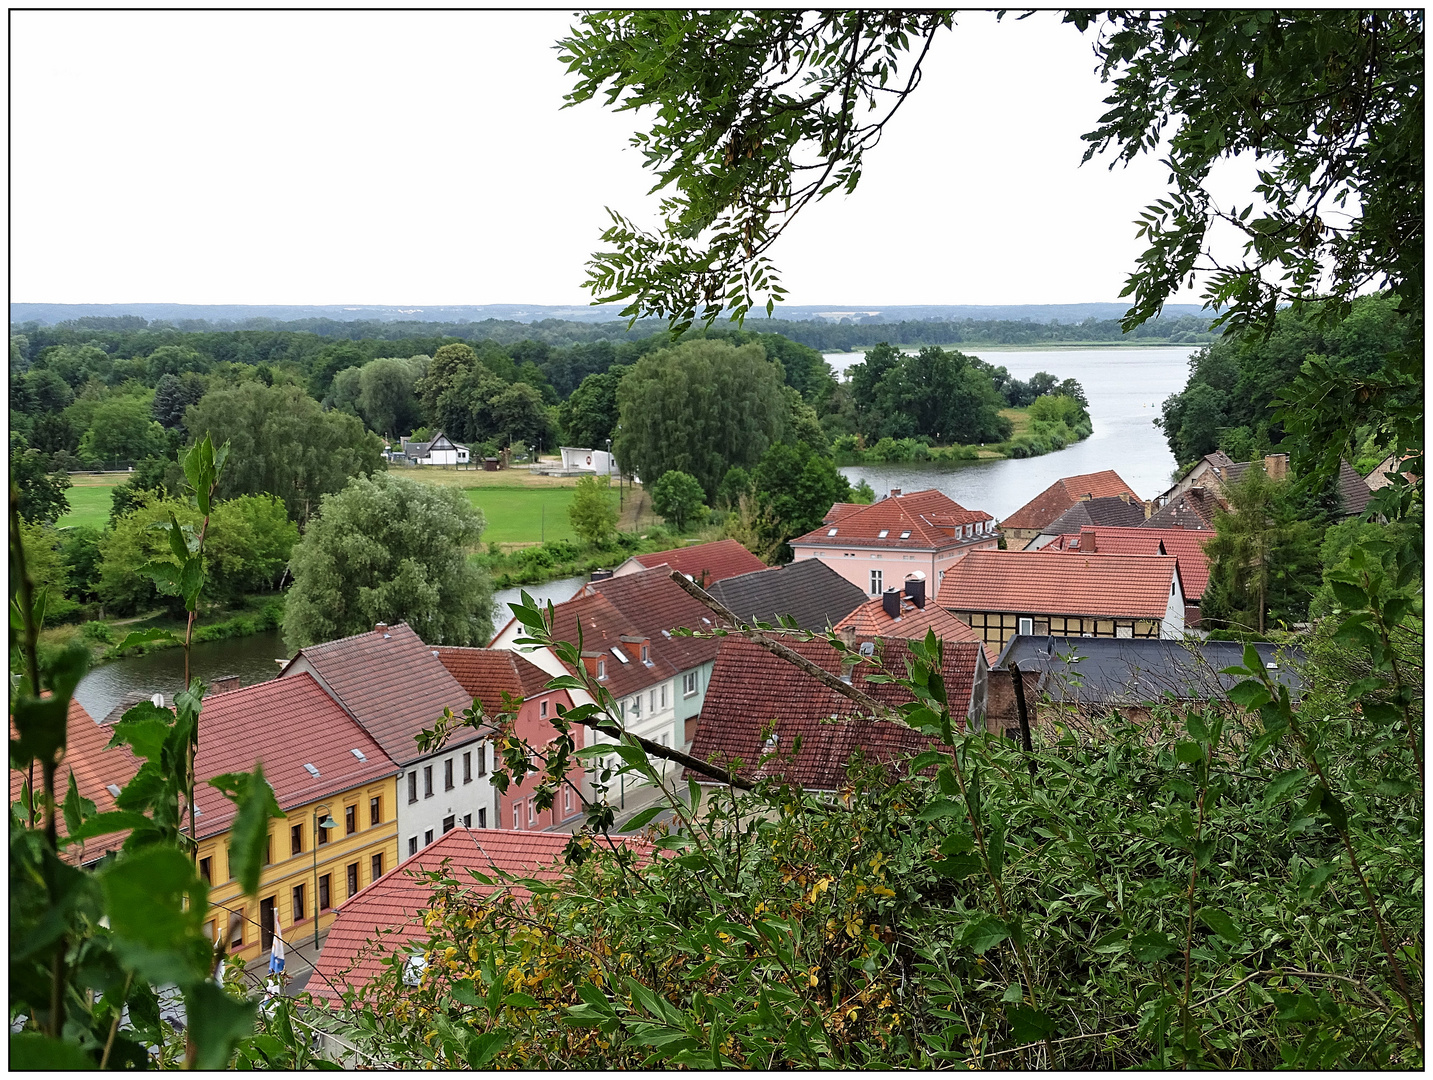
<box><xmin>998</xmin><ymin>470</ymin><xmax>1140</xmax><ymax>548</ymax></box>
<box><xmin>686</xmin><ymin>636</ymin><xmax>988</xmax><ymax>794</ymax></box>
<box><xmin>611</xmin><ymin>538</ymin><xmax>766</xmax><ymax>588</ymax></box>
<box><xmin>1038</xmin><ymin>525</ymin><xmax>1212</xmax><ymax>628</ymax></box>
<box><xmin>936</xmin><ymin>549</ymin><xmax>1186</xmax><ymax>649</ymax></box>
<box><xmin>832</xmin><ymin>572</ymin><xmax>997</xmax><ymax>664</ymax></box>
<box><xmin>434</xmin><ymin>648</ymin><xmax>584</xmax><ymax>833</ymax></box>
<box><xmin>307</xmin><ymin>828</ymin><xmax>651</xmax><ymax>1010</ymax></box>
<box><xmin>788</xmin><ymin>489</ymin><xmax>998</xmax><ymax>599</ymax></box>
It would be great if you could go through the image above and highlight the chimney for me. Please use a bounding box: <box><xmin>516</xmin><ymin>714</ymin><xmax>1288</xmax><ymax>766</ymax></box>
<box><xmin>212</xmin><ymin>676</ymin><xmax>241</xmax><ymax>695</ymax></box>
<box><xmin>1116</xmin><ymin>491</ymin><xmax>1131</xmax><ymax>504</ymax></box>
<box><xmin>904</xmin><ymin>571</ymin><xmax>926</xmax><ymax>609</ymax></box>
<box><xmin>374</xmin><ymin>622</ymin><xmax>388</xmax><ymax>634</ymax></box>
<box><xmin>1144</xmin><ymin>499</ymin><xmax>1155</xmax><ymax>520</ymax></box>
<box><xmin>837</xmin><ymin>625</ymin><xmax>858</xmax><ymax>648</ymax></box>
<box><xmin>881</xmin><ymin>587</ymin><xmax>902</xmax><ymax>620</ymax></box>
<box><xmin>590</xmin><ymin>568</ymin><xmax>614</xmax><ymax>582</ymax></box>
<box><xmin>889</xmin><ymin>488</ymin><xmax>902</xmax><ymax>497</ymax></box>
<box><xmin>1078</xmin><ymin>527</ymin><xmax>1097</xmax><ymax>553</ymax></box>
<box><xmin>1264</xmin><ymin>453</ymin><xmax>1289</xmax><ymax>482</ymax></box>
<box><xmin>1079</xmin><ymin>492</ymin><xmax>1093</xmax><ymax>502</ymax></box>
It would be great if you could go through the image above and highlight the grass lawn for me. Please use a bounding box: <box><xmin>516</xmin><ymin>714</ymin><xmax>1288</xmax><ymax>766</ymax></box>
<box><xmin>57</xmin><ymin>483</ymin><xmax>117</xmax><ymax>530</ymax></box>
<box><xmin>1001</xmin><ymin>407</ymin><xmax>1033</xmax><ymax>440</ymax></box>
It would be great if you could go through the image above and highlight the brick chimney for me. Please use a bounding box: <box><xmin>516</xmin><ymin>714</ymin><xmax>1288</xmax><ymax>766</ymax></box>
<box><xmin>1078</xmin><ymin>527</ymin><xmax>1097</xmax><ymax>553</ymax></box>
<box><xmin>1263</xmin><ymin>453</ymin><xmax>1289</xmax><ymax>481</ymax></box>
<box><xmin>889</xmin><ymin>488</ymin><xmax>902</xmax><ymax>497</ymax></box>
<box><xmin>1144</xmin><ymin>499</ymin><xmax>1155</xmax><ymax>520</ymax></box>
<box><xmin>1079</xmin><ymin>492</ymin><xmax>1093</xmax><ymax>502</ymax></box>
<box><xmin>1116</xmin><ymin>491</ymin><xmax>1131</xmax><ymax>503</ymax></box>
<box><xmin>837</xmin><ymin>625</ymin><xmax>858</xmax><ymax>648</ymax></box>
<box><xmin>374</xmin><ymin>622</ymin><xmax>388</xmax><ymax>634</ymax></box>
<box><xmin>212</xmin><ymin>676</ymin><xmax>242</xmax><ymax>695</ymax></box>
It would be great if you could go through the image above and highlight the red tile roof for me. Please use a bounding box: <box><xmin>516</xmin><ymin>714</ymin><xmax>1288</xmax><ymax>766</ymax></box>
<box><xmin>308</xmin><ymin>828</ymin><xmax>651</xmax><ymax>1005</ymax></box>
<box><xmin>434</xmin><ymin>648</ymin><xmax>552</xmax><ymax>708</ymax></box>
<box><xmin>280</xmin><ymin>623</ymin><xmax>476</xmax><ymax>766</ymax></box>
<box><xmin>193</xmin><ymin>673</ymin><xmax>398</xmax><ymax>839</ymax></box>
<box><xmin>686</xmin><ymin>637</ymin><xmax>983</xmax><ymax>792</ymax></box>
<box><xmin>791</xmin><ymin>489</ymin><xmax>996</xmax><ymax>551</ymax></box>
<box><xmin>822</xmin><ymin>502</ymin><xmax>865</xmax><ymax>524</ymax></box>
<box><xmin>999</xmin><ymin>471</ymin><xmax>1139</xmax><ymax>531</ymax></box>
<box><xmin>10</xmin><ymin>697</ymin><xmax>141</xmax><ymax>863</ymax></box>
<box><xmin>629</xmin><ymin>538</ymin><xmax>766</xmax><ymax>586</ymax></box>
<box><xmin>1040</xmin><ymin>526</ymin><xmax>1213</xmax><ymax>600</ymax></box>
<box><xmin>936</xmin><ymin>550</ymin><xmax>1181</xmax><ymax>620</ymax></box>
<box><xmin>835</xmin><ymin>596</ymin><xmax>986</xmax><ymax>648</ymax></box>
<box><xmin>1144</xmin><ymin>488</ymin><xmax>1224</xmax><ymax>530</ymax></box>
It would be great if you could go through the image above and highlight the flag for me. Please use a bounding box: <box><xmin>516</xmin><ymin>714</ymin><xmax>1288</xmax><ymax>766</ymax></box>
<box><xmin>268</xmin><ymin>916</ymin><xmax>286</xmax><ymax>976</ymax></box>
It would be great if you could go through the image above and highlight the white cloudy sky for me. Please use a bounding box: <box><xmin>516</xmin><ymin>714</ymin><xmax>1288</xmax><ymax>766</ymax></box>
<box><xmin>12</xmin><ymin>10</ymin><xmax>1254</xmax><ymax>308</ymax></box>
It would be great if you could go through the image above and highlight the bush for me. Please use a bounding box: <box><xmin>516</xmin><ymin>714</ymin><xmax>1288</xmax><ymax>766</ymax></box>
<box><xmin>80</xmin><ymin>621</ymin><xmax>114</xmax><ymax>645</ymax></box>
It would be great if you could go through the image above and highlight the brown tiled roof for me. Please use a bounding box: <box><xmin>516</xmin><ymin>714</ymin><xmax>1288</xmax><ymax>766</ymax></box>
<box><xmin>10</xmin><ymin>697</ymin><xmax>141</xmax><ymax>863</ymax></box>
<box><xmin>686</xmin><ymin>637</ymin><xmax>982</xmax><ymax>792</ymax></box>
<box><xmin>1145</xmin><ymin>488</ymin><xmax>1223</xmax><ymax>531</ymax></box>
<box><xmin>1037</xmin><ymin>495</ymin><xmax>1147</xmax><ymax>536</ymax></box>
<box><xmin>999</xmin><ymin>471</ymin><xmax>1138</xmax><ymax>531</ymax></box>
<box><xmin>791</xmin><ymin>489</ymin><xmax>995</xmax><ymax>551</ymax></box>
<box><xmin>936</xmin><ymin>550</ymin><xmax>1180</xmax><ymax>620</ymax></box>
<box><xmin>1040</xmin><ymin>526</ymin><xmax>1213</xmax><ymax>600</ymax></box>
<box><xmin>281</xmin><ymin>623</ymin><xmax>476</xmax><ymax>766</ymax></box>
<box><xmin>1336</xmin><ymin>460</ymin><xmax>1374</xmax><ymax>517</ymax></box>
<box><xmin>308</xmin><ymin>828</ymin><xmax>651</xmax><ymax>1006</ymax></box>
<box><xmin>835</xmin><ymin>596</ymin><xmax>984</xmax><ymax>646</ymax></box>
<box><xmin>193</xmin><ymin>673</ymin><xmax>398</xmax><ymax>840</ymax></box>
<box><xmin>630</xmin><ymin>538</ymin><xmax>766</xmax><ymax>586</ymax></box>
<box><xmin>822</xmin><ymin>502</ymin><xmax>865</xmax><ymax>524</ymax></box>
<box><xmin>434</xmin><ymin>648</ymin><xmax>552</xmax><ymax>709</ymax></box>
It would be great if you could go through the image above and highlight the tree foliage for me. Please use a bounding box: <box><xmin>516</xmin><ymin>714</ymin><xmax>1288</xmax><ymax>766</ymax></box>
<box><xmin>649</xmin><ymin>470</ymin><xmax>706</xmax><ymax>532</ymax></box>
<box><xmin>184</xmin><ymin>381</ymin><xmax>385</xmax><ymax>526</ymax></box>
<box><xmin>847</xmin><ymin>344</ymin><xmax>1013</xmax><ymax>444</ymax></box>
<box><xmin>558</xmin><ymin>369</ymin><xmax>625</xmax><ymax>449</ymax></box>
<box><xmin>614</xmin><ymin>339</ymin><xmax>790</xmax><ymax>498</ymax></box>
<box><xmin>9</xmin><ymin>436</ymin><xmax>71</xmax><ymax>525</ymax></box>
<box><xmin>567</xmin><ymin>473</ymin><xmax>619</xmax><ymax>549</ymax></box>
<box><xmin>283</xmin><ymin>472</ymin><xmax>494</xmax><ymax>648</ymax></box>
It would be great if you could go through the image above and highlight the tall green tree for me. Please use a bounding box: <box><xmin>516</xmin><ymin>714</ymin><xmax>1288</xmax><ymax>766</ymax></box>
<box><xmin>77</xmin><ymin>395</ymin><xmax>168</xmax><ymax>465</ymax></box>
<box><xmin>614</xmin><ymin>339</ymin><xmax>789</xmax><ymax>498</ymax></box>
<box><xmin>749</xmin><ymin>441</ymin><xmax>853</xmax><ymax>559</ymax></box>
<box><xmin>183</xmin><ymin>381</ymin><xmax>384</xmax><ymax>526</ymax></box>
<box><xmin>558</xmin><ymin>369</ymin><xmax>624</xmax><ymax>449</ymax></box>
<box><xmin>649</xmin><ymin>470</ymin><xmax>707</xmax><ymax>532</ymax></box>
<box><xmin>568</xmin><ymin>473</ymin><xmax>619</xmax><ymax>548</ymax></box>
<box><xmin>284</xmin><ymin>473</ymin><xmax>493</xmax><ymax>648</ymax></box>
<box><xmin>9</xmin><ymin>436</ymin><xmax>71</xmax><ymax>524</ymax></box>
<box><xmin>357</xmin><ymin>355</ymin><xmax>427</xmax><ymax>439</ymax></box>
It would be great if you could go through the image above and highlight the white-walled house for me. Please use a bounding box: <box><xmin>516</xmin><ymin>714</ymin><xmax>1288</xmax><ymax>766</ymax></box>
<box><xmin>489</xmin><ymin>567</ymin><xmax>721</xmax><ymax>790</ymax></box>
<box><xmin>399</xmin><ymin>432</ymin><xmax>470</xmax><ymax>466</ymax></box>
<box><xmin>559</xmin><ymin>446</ymin><xmax>619</xmax><ymax>476</ymax></box>
<box><xmin>279</xmin><ymin>623</ymin><xmax>497</xmax><ymax>857</ymax></box>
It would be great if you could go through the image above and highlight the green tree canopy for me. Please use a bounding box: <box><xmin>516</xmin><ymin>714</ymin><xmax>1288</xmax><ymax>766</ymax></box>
<box><xmin>284</xmin><ymin>473</ymin><xmax>494</xmax><ymax>648</ymax></box>
<box><xmin>357</xmin><ymin>355</ymin><xmax>427</xmax><ymax>439</ymax></box>
<box><xmin>650</xmin><ymin>470</ymin><xmax>707</xmax><ymax>532</ymax></box>
<box><xmin>750</xmin><ymin>441</ymin><xmax>853</xmax><ymax>559</ymax></box>
<box><xmin>558</xmin><ymin>369</ymin><xmax>625</xmax><ymax>450</ymax></box>
<box><xmin>183</xmin><ymin>381</ymin><xmax>384</xmax><ymax>526</ymax></box>
<box><xmin>614</xmin><ymin>339</ymin><xmax>789</xmax><ymax>498</ymax></box>
<box><xmin>568</xmin><ymin>473</ymin><xmax>619</xmax><ymax>548</ymax></box>
<box><xmin>846</xmin><ymin>344</ymin><xmax>1012</xmax><ymax>444</ymax></box>
<box><xmin>9</xmin><ymin>436</ymin><xmax>71</xmax><ymax>524</ymax></box>
<box><xmin>77</xmin><ymin>395</ymin><xmax>168</xmax><ymax>465</ymax></box>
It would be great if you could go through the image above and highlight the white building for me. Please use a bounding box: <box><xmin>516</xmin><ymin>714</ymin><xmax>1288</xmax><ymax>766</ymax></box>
<box><xmin>279</xmin><ymin>622</ymin><xmax>497</xmax><ymax>857</ymax></box>
<box><xmin>559</xmin><ymin>446</ymin><xmax>619</xmax><ymax>476</ymax></box>
<box><xmin>399</xmin><ymin>432</ymin><xmax>470</xmax><ymax>466</ymax></box>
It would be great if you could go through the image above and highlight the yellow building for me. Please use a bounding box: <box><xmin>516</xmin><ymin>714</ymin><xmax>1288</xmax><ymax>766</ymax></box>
<box><xmin>193</xmin><ymin>673</ymin><xmax>400</xmax><ymax>964</ymax></box>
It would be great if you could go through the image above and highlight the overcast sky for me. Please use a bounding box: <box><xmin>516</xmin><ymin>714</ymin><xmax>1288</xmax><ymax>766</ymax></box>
<box><xmin>13</xmin><ymin>10</ymin><xmax>1250</xmax><ymax>309</ymax></box>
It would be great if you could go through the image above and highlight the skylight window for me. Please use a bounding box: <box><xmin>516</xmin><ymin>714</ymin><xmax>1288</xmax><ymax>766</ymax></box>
<box><xmin>827</xmin><ymin>528</ymin><xmax>838</xmax><ymax>536</ymax></box>
<box><xmin>106</xmin><ymin>784</ymin><xmax>122</xmax><ymax>798</ymax></box>
<box><xmin>878</xmin><ymin>529</ymin><xmax>889</xmax><ymax>538</ymax></box>
<box><xmin>303</xmin><ymin>763</ymin><xmax>321</xmax><ymax>778</ymax></box>
<box><xmin>611</xmin><ymin>646</ymin><xmax>630</xmax><ymax>664</ymax></box>
<box><xmin>351</xmin><ymin>748</ymin><xmax>368</xmax><ymax>762</ymax></box>
<box><xmin>900</xmin><ymin>530</ymin><xmax>911</xmax><ymax>539</ymax></box>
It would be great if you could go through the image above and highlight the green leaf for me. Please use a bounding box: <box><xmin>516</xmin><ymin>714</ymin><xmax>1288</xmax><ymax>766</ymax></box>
<box><xmin>99</xmin><ymin>845</ymin><xmax>210</xmax><ymax>984</ymax></box>
<box><xmin>1297</xmin><ymin>863</ymin><xmax>1337</xmax><ymax>899</ymax></box>
<box><xmin>166</xmin><ymin>512</ymin><xmax>190</xmax><ymax>564</ymax></box>
<box><xmin>9</xmin><ymin>1032</ymin><xmax>96</xmax><ymax>1070</ymax></box>
<box><xmin>449</xmin><ymin>979</ymin><xmax>484</xmax><ymax>1007</ymax></box>
<box><xmin>1226</xmin><ymin>680</ymin><xmax>1271</xmax><ymax>708</ymax></box>
<box><xmin>1006</xmin><ymin>1004</ymin><xmax>1057</xmax><ymax>1044</ymax></box>
<box><xmin>1130</xmin><ymin>930</ymin><xmax>1176</xmax><ymax>962</ymax></box>
<box><xmin>185</xmin><ymin>980</ymin><xmax>258</xmax><ymax>1070</ymax></box>
<box><xmin>908</xmin><ymin>749</ymin><xmax>947</xmax><ymax>774</ymax></box>
<box><xmin>933</xmin><ymin>853</ymin><xmax>983</xmax><ymax>880</ymax></box>
<box><xmin>1265</xmin><ymin>768</ymin><xmax>1306</xmax><ymax>802</ymax></box>
<box><xmin>209</xmin><ymin>765</ymin><xmax>284</xmax><ymax>896</ymax></box>
<box><xmin>620</xmin><ymin>805</ymin><xmax>665</xmax><ymax>832</ymax></box>
<box><xmin>462</xmin><ymin>1030</ymin><xmax>508</xmax><ymax>1069</ymax></box>
<box><xmin>107</xmin><ymin>626</ymin><xmax>182</xmax><ymax>656</ymax></box>
<box><xmin>916</xmin><ymin>798</ymin><xmax>963</xmax><ymax>821</ymax></box>
<box><xmin>62</xmin><ymin>770</ymin><xmax>92</xmax><ymax>837</ymax></box>
<box><xmin>59</xmin><ymin>810</ymin><xmax>157</xmax><ymax>846</ymax></box>
<box><xmin>505</xmin><ymin>992</ymin><xmax>541</xmax><ymax>1009</ymax></box>
<box><xmin>1329</xmin><ymin>580</ymin><xmax>1368</xmax><ymax>609</ymax></box>
<box><xmin>963</xmin><ymin>916</ymin><xmax>1010</xmax><ymax>955</ymax></box>
<box><xmin>1196</xmin><ymin>907</ymin><xmax>1242</xmax><ymax>943</ymax></box>
<box><xmin>987</xmin><ymin>813</ymin><xmax>1007</xmax><ymax>882</ymax></box>
<box><xmin>1174</xmin><ymin>740</ymin><xmax>1204</xmax><ymax>764</ymax></box>
<box><xmin>11</xmin><ymin>692</ymin><xmax>70</xmax><ymax>769</ymax></box>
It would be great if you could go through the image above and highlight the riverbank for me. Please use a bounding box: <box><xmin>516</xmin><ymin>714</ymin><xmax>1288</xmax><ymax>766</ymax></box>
<box><xmin>41</xmin><ymin>593</ymin><xmax>286</xmax><ymax>667</ymax></box>
<box><xmin>833</xmin><ymin>405</ymin><xmax>1093</xmax><ymax>467</ymax></box>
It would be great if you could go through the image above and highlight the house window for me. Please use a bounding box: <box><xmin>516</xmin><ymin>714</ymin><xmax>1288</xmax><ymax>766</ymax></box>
<box><xmin>347</xmin><ymin>863</ymin><xmax>359</xmax><ymax>898</ymax></box>
<box><xmin>423</xmin><ymin>766</ymin><xmax>433</xmax><ymax>798</ymax></box>
<box><xmin>317</xmin><ymin>820</ymin><xmax>329</xmax><ymax>846</ymax></box>
<box><xmin>291</xmin><ymin>824</ymin><xmax>303</xmax><ymax>856</ymax></box>
<box><xmin>1018</xmin><ymin>617</ymin><xmax>1033</xmax><ymax>636</ymax></box>
<box><xmin>564</xmin><ymin>787</ymin><xmax>573</xmax><ymax>815</ymax></box>
<box><xmin>231</xmin><ymin>912</ymin><xmax>244</xmax><ymax>948</ymax></box>
<box><xmin>370</xmin><ymin>796</ymin><xmax>381</xmax><ymax>826</ymax></box>
<box><xmin>345</xmin><ymin>805</ymin><xmax>357</xmax><ymax>835</ymax></box>
<box><xmin>424</xmin><ymin>829</ymin><xmax>434</xmax><ymax>846</ymax></box>
<box><xmin>527</xmin><ymin>800</ymin><xmax>535</xmax><ymax>825</ymax></box>
<box><xmin>292</xmin><ymin>884</ymin><xmax>305</xmax><ymax>923</ymax></box>
<box><xmin>462</xmin><ymin>813</ymin><xmax>471</xmax><ymax>827</ymax></box>
<box><xmin>263</xmin><ymin>836</ymin><xmax>272</xmax><ymax>865</ymax></box>
<box><xmin>878</xmin><ymin>529</ymin><xmax>889</xmax><ymax>538</ymax></box>
<box><xmin>641</xmin><ymin>644</ymin><xmax>649</xmax><ymax>664</ymax></box>
<box><xmin>870</xmin><ymin>569</ymin><xmax>883</xmax><ymax>595</ymax></box>
<box><xmin>408</xmin><ymin>836</ymin><xmax>418</xmax><ymax>856</ymax></box>
<box><xmin>540</xmin><ymin>699</ymin><xmax>549</xmax><ymax>718</ymax></box>
<box><xmin>227</xmin><ymin>846</ymin><xmax>235</xmax><ymax>879</ymax></box>
<box><xmin>199</xmin><ymin>857</ymin><xmax>212</xmax><ymax>883</ymax></box>
<box><xmin>408</xmin><ymin>771</ymin><xmax>417</xmax><ymax>804</ymax></box>
<box><xmin>463</xmin><ymin>752</ymin><xmax>472</xmax><ymax>783</ymax></box>
<box><xmin>513</xmin><ymin>804</ymin><xmax>522</xmax><ymax>830</ymax></box>
<box><xmin>649</xmin><ymin>690</ymin><xmax>656</xmax><ymax>711</ymax></box>
<box><xmin>683</xmin><ymin>671</ymin><xmax>697</xmax><ymax>697</ymax></box>
<box><xmin>477</xmin><ymin>746</ymin><xmax>487</xmax><ymax>776</ymax></box>
<box><xmin>597</xmin><ymin>659</ymin><xmax>607</xmax><ymax>680</ymax></box>
<box><xmin>443</xmin><ymin>815</ymin><xmax>455</xmax><ymax>834</ymax></box>
<box><xmin>632</xmin><ymin>695</ymin><xmax>641</xmax><ymax>717</ymax></box>
<box><xmin>318</xmin><ymin>874</ymin><xmax>331</xmax><ymax>911</ymax></box>
<box><xmin>444</xmin><ymin>759</ymin><xmax>454</xmax><ymax>791</ymax></box>
<box><xmin>661</xmin><ymin>684</ymin><xmax>668</xmax><ymax>709</ymax></box>
<box><xmin>371</xmin><ymin>853</ymin><xmax>383</xmax><ymax>881</ymax></box>
<box><xmin>478</xmin><ymin>808</ymin><xmax>487</xmax><ymax>828</ymax></box>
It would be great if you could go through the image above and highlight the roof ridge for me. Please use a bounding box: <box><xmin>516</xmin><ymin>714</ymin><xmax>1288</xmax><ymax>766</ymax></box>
<box><xmin>301</xmin><ymin>620</ymin><xmax>414</xmax><ymax>654</ymax></box>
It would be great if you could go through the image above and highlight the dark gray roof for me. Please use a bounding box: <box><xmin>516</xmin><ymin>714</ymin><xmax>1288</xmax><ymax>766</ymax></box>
<box><xmin>1144</xmin><ymin>489</ymin><xmax>1221</xmax><ymax>531</ymax></box>
<box><xmin>1041</xmin><ymin>496</ymin><xmax>1148</xmax><ymax>535</ymax></box>
<box><xmin>1336</xmin><ymin>460</ymin><xmax>1373</xmax><ymax>517</ymax></box>
<box><xmin>994</xmin><ymin>635</ymin><xmax>1303</xmax><ymax>704</ymax></box>
<box><xmin>709</xmin><ymin>559</ymin><xmax>868</xmax><ymax>633</ymax></box>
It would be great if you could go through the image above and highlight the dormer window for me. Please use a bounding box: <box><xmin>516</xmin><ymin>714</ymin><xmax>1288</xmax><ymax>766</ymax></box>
<box><xmin>827</xmin><ymin>528</ymin><xmax>838</xmax><ymax>536</ymax></box>
<box><xmin>597</xmin><ymin>659</ymin><xmax>607</xmax><ymax>680</ymax></box>
<box><xmin>641</xmin><ymin>644</ymin><xmax>650</xmax><ymax>664</ymax></box>
<box><xmin>877</xmin><ymin>529</ymin><xmax>889</xmax><ymax>538</ymax></box>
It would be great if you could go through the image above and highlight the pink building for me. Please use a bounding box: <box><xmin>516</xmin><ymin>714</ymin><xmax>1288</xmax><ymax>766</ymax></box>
<box><xmin>788</xmin><ymin>488</ymin><xmax>999</xmax><ymax>597</ymax></box>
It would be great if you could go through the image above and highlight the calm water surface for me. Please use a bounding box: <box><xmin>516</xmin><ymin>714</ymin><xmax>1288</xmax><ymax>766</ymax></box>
<box><xmin>827</xmin><ymin>345</ymin><xmax>1195</xmax><ymax>517</ymax></box>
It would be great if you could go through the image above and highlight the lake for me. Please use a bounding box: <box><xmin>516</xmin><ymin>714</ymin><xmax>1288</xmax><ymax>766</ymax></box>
<box><xmin>826</xmin><ymin>345</ymin><xmax>1196</xmax><ymax>518</ymax></box>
